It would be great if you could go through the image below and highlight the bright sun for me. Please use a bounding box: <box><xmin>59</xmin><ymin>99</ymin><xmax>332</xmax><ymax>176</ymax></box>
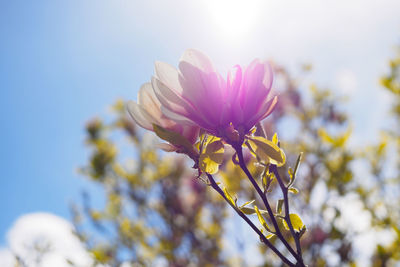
<box><xmin>205</xmin><ymin>0</ymin><xmax>264</xmax><ymax>38</ymax></box>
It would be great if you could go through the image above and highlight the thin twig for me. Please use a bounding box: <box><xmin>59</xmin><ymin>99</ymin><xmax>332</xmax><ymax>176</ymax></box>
<box><xmin>234</xmin><ymin>144</ymin><xmax>303</xmax><ymax>265</ymax></box>
<box><xmin>206</xmin><ymin>173</ymin><xmax>295</xmax><ymax>267</ymax></box>
<box><xmin>271</xmin><ymin>165</ymin><xmax>304</xmax><ymax>265</ymax></box>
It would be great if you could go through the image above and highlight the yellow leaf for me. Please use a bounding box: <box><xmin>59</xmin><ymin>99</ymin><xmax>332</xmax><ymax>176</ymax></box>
<box><xmin>247</xmin><ymin>136</ymin><xmax>286</xmax><ymax>166</ymax></box>
<box><xmin>282</xmin><ymin>213</ymin><xmax>305</xmax><ymax>232</ymax></box>
<box><xmin>255</xmin><ymin>205</ymin><xmax>272</xmax><ymax>232</ymax></box>
<box><xmin>318</xmin><ymin>128</ymin><xmax>334</xmax><ymax>144</ymax></box>
<box><xmin>240</xmin><ymin>200</ymin><xmax>255</xmax><ymax>208</ymax></box>
<box><xmin>240</xmin><ymin>207</ymin><xmax>257</xmax><ymax>215</ymax></box>
<box><xmin>276</xmin><ymin>199</ymin><xmax>284</xmax><ymax>214</ymax></box>
<box><xmin>199</xmin><ymin>155</ymin><xmax>219</xmax><ymax>174</ymax></box>
<box><xmin>318</xmin><ymin>128</ymin><xmax>351</xmax><ymax>147</ymax></box>
<box><xmin>272</xmin><ymin>133</ymin><xmax>278</xmax><ymax>145</ymax></box>
<box><xmin>239</xmin><ymin>206</ymin><xmax>268</xmax><ymax>215</ymax></box>
<box><xmin>265</xmin><ymin>233</ymin><xmax>275</xmax><ymax>239</ymax></box>
<box><xmin>223</xmin><ymin>187</ymin><xmax>236</xmax><ymax>206</ymax></box>
<box><xmin>288</xmin><ymin>187</ymin><xmax>299</xmax><ymax>194</ymax></box>
<box><xmin>199</xmin><ymin>137</ymin><xmax>224</xmax><ymax>174</ymax></box>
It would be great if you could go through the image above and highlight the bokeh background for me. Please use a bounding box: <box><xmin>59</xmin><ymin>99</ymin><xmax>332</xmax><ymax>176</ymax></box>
<box><xmin>1</xmin><ymin>0</ymin><xmax>400</xmax><ymax>266</ymax></box>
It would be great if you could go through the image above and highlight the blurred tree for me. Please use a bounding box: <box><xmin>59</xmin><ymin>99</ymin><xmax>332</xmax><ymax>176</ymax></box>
<box><xmin>70</xmin><ymin>53</ymin><xmax>400</xmax><ymax>267</ymax></box>
<box><xmin>72</xmin><ymin>101</ymin><xmax>231</xmax><ymax>267</ymax></box>
<box><xmin>366</xmin><ymin>49</ymin><xmax>400</xmax><ymax>266</ymax></box>
<box><xmin>260</xmin><ymin>64</ymin><xmax>355</xmax><ymax>266</ymax></box>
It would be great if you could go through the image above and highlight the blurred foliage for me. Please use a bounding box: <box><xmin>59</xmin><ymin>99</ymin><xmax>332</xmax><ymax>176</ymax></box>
<box><xmin>367</xmin><ymin>49</ymin><xmax>400</xmax><ymax>266</ymax></box>
<box><xmin>72</xmin><ymin>102</ymin><xmax>231</xmax><ymax>267</ymax></box>
<box><xmin>64</xmin><ymin>50</ymin><xmax>400</xmax><ymax>267</ymax></box>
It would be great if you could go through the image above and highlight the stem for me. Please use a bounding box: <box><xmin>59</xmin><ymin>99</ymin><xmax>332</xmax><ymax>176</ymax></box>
<box><xmin>271</xmin><ymin>165</ymin><xmax>304</xmax><ymax>265</ymax></box>
<box><xmin>234</xmin><ymin>144</ymin><xmax>304</xmax><ymax>265</ymax></box>
<box><xmin>206</xmin><ymin>174</ymin><xmax>295</xmax><ymax>267</ymax></box>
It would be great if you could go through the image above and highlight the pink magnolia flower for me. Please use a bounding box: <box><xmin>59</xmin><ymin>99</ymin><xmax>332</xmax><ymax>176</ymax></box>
<box><xmin>152</xmin><ymin>49</ymin><xmax>278</xmax><ymax>138</ymax></box>
<box><xmin>127</xmin><ymin>83</ymin><xmax>199</xmax><ymax>151</ymax></box>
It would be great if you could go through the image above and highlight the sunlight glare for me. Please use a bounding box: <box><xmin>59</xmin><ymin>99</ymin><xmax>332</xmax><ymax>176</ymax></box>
<box><xmin>205</xmin><ymin>0</ymin><xmax>264</xmax><ymax>39</ymax></box>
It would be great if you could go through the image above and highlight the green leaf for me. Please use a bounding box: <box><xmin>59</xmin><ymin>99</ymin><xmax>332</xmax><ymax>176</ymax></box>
<box><xmin>288</xmin><ymin>188</ymin><xmax>299</xmax><ymax>194</ymax></box>
<box><xmin>276</xmin><ymin>199</ymin><xmax>284</xmax><ymax>214</ymax></box>
<box><xmin>199</xmin><ymin>137</ymin><xmax>224</xmax><ymax>174</ymax></box>
<box><xmin>282</xmin><ymin>213</ymin><xmax>305</xmax><ymax>232</ymax></box>
<box><xmin>255</xmin><ymin>206</ymin><xmax>272</xmax><ymax>232</ymax></box>
<box><xmin>153</xmin><ymin>124</ymin><xmax>195</xmax><ymax>154</ymax></box>
<box><xmin>247</xmin><ymin>136</ymin><xmax>286</xmax><ymax>167</ymax></box>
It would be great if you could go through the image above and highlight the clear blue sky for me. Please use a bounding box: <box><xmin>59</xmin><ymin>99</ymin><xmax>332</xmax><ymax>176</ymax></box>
<box><xmin>1</xmin><ymin>0</ymin><xmax>400</xmax><ymax>245</ymax></box>
<box><xmin>0</xmin><ymin>0</ymin><xmax>155</xmax><ymax>243</ymax></box>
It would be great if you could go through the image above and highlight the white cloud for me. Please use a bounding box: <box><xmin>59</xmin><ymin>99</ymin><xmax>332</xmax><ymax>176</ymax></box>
<box><xmin>0</xmin><ymin>248</ymin><xmax>15</xmax><ymax>266</ymax></box>
<box><xmin>0</xmin><ymin>212</ymin><xmax>93</xmax><ymax>267</ymax></box>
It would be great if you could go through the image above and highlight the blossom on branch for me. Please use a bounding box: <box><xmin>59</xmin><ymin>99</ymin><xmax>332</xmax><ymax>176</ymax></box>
<box><xmin>152</xmin><ymin>49</ymin><xmax>278</xmax><ymax>139</ymax></box>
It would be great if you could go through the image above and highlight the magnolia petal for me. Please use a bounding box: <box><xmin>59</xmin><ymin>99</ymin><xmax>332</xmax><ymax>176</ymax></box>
<box><xmin>179</xmin><ymin>49</ymin><xmax>215</xmax><ymax>74</ymax></box>
<box><xmin>152</xmin><ymin>77</ymin><xmax>193</xmax><ymax>116</ymax></box>
<box><xmin>259</xmin><ymin>95</ymin><xmax>278</xmax><ymax>120</ymax></box>
<box><xmin>137</xmin><ymin>83</ymin><xmax>163</xmax><ymax>121</ymax></box>
<box><xmin>179</xmin><ymin>63</ymin><xmax>224</xmax><ymax>126</ymax></box>
<box><xmin>240</xmin><ymin>60</ymin><xmax>269</xmax><ymax>116</ymax></box>
<box><xmin>226</xmin><ymin>65</ymin><xmax>242</xmax><ymax>103</ymax></box>
<box><xmin>154</xmin><ymin>61</ymin><xmax>184</xmax><ymax>95</ymax></box>
<box><xmin>126</xmin><ymin>101</ymin><xmax>156</xmax><ymax>130</ymax></box>
<box><xmin>220</xmin><ymin>66</ymin><xmax>243</xmax><ymax>126</ymax></box>
<box><xmin>246</xmin><ymin>95</ymin><xmax>278</xmax><ymax>129</ymax></box>
<box><xmin>179</xmin><ymin>49</ymin><xmax>224</xmax><ymax>121</ymax></box>
<box><xmin>161</xmin><ymin>105</ymin><xmax>196</xmax><ymax>126</ymax></box>
<box><xmin>152</xmin><ymin>76</ymin><xmax>213</xmax><ymax>131</ymax></box>
<box><xmin>262</xmin><ymin>61</ymin><xmax>274</xmax><ymax>90</ymax></box>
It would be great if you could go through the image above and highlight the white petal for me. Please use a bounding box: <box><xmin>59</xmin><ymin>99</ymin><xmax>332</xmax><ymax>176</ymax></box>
<box><xmin>161</xmin><ymin>106</ymin><xmax>197</xmax><ymax>126</ymax></box>
<box><xmin>152</xmin><ymin>77</ymin><xmax>214</xmax><ymax>130</ymax></box>
<box><xmin>151</xmin><ymin>77</ymin><xmax>192</xmax><ymax>116</ymax></box>
<box><xmin>126</xmin><ymin>101</ymin><xmax>156</xmax><ymax>130</ymax></box>
<box><xmin>154</xmin><ymin>61</ymin><xmax>184</xmax><ymax>95</ymax></box>
<box><xmin>178</xmin><ymin>49</ymin><xmax>220</xmax><ymax>103</ymax></box>
<box><xmin>179</xmin><ymin>49</ymin><xmax>215</xmax><ymax>73</ymax></box>
<box><xmin>138</xmin><ymin>83</ymin><xmax>163</xmax><ymax>121</ymax></box>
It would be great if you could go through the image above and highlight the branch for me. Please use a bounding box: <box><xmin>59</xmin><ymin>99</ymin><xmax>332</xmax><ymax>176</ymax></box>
<box><xmin>271</xmin><ymin>165</ymin><xmax>304</xmax><ymax>264</ymax></box>
<box><xmin>234</xmin><ymin>144</ymin><xmax>304</xmax><ymax>265</ymax></box>
<box><xmin>206</xmin><ymin>173</ymin><xmax>295</xmax><ymax>267</ymax></box>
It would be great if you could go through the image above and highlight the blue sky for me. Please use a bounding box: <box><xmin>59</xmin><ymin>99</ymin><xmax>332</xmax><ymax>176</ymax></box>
<box><xmin>1</xmin><ymin>0</ymin><xmax>400</xmax><ymax>247</ymax></box>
